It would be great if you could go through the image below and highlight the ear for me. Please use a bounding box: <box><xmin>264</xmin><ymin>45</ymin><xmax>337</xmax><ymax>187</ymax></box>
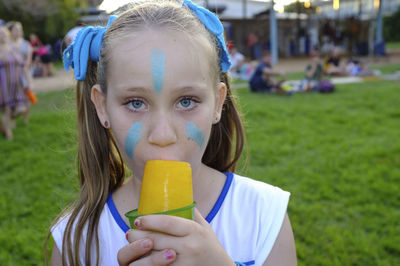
<box><xmin>90</xmin><ymin>84</ymin><xmax>109</xmax><ymax>128</ymax></box>
<box><xmin>213</xmin><ymin>82</ymin><xmax>227</xmax><ymax>124</ymax></box>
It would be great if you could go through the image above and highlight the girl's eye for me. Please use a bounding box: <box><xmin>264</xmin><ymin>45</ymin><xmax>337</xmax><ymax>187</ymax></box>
<box><xmin>127</xmin><ymin>99</ymin><xmax>146</xmax><ymax>111</ymax></box>
<box><xmin>178</xmin><ymin>97</ymin><xmax>196</xmax><ymax>109</ymax></box>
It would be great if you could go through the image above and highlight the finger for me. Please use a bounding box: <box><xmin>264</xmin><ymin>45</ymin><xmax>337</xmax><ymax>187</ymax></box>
<box><xmin>130</xmin><ymin>249</ymin><xmax>176</xmax><ymax>266</ymax></box>
<box><xmin>117</xmin><ymin>238</ymin><xmax>153</xmax><ymax>266</ymax></box>
<box><xmin>127</xmin><ymin>228</ymin><xmax>185</xmax><ymax>252</ymax></box>
<box><xmin>126</xmin><ymin>229</ymin><xmax>154</xmax><ymax>243</ymax></box>
<box><xmin>134</xmin><ymin>214</ymin><xmax>197</xmax><ymax>237</ymax></box>
<box><xmin>127</xmin><ymin>214</ymin><xmax>205</xmax><ymax>242</ymax></box>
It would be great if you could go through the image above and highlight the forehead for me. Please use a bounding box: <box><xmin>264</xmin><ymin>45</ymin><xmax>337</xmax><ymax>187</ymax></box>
<box><xmin>12</xmin><ymin>24</ymin><xmax>21</xmax><ymax>30</ymax></box>
<box><xmin>106</xmin><ymin>29</ymin><xmax>215</xmax><ymax>90</ymax></box>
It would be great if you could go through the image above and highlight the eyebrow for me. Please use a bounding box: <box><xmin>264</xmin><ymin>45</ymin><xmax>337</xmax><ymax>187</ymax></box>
<box><xmin>125</xmin><ymin>87</ymin><xmax>151</xmax><ymax>93</ymax></box>
<box><xmin>175</xmin><ymin>85</ymin><xmax>209</xmax><ymax>93</ymax></box>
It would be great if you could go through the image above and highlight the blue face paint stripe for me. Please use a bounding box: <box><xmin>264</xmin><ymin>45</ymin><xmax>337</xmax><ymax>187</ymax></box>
<box><xmin>125</xmin><ymin>122</ymin><xmax>144</xmax><ymax>159</ymax></box>
<box><xmin>150</xmin><ymin>49</ymin><xmax>165</xmax><ymax>93</ymax></box>
<box><xmin>185</xmin><ymin>122</ymin><xmax>205</xmax><ymax>149</ymax></box>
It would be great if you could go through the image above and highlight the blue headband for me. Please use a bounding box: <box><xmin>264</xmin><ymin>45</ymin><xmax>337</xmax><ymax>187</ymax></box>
<box><xmin>182</xmin><ymin>0</ymin><xmax>231</xmax><ymax>72</ymax></box>
<box><xmin>63</xmin><ymin>0</ymin><xmax>231</xmax><ymax>81</ymax></box>
<box><xmin>63</xmin><ymin>15</ymin><xmax>117</xmax><ymax>80</ymax></box>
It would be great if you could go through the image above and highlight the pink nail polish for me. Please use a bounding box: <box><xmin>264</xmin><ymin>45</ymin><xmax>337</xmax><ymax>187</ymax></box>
<box><xmin>164</xmin><ymin>250</ymin><xmax>173</xmax><ymax>260</ymax></box>
<box><xmin>125</xmin><ymin>232</ymin><xmax>129</xmax><ymax>240</ymax></box>
<box><xmin>134</xmin><ymin>219</ymin><xmax>140</xmax><ymax>228</ymax></box>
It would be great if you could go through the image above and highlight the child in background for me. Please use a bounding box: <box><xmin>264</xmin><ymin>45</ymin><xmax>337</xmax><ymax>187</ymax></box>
<box><xmin>48</xmin><ymin>1</ymin><xmax>296</xmax><ymax>265</ymax></box>
<box><xmin>0</xmin><ymin>26</ymin><xmax>28</xmax><ymax>140</ymax></box>
<box><xmin>7</xmin><ymin>21</ymin><xmax>34</xmax><ymax>119</ymax></box>
<box><xmin>249</xmin><ymin>51</ymin><xmax>286</xmax><ymax>94</ymax></box>
<box><xmin>301</xmin><ymin>50</ymin><xmax>324</xmax><ymax>92</ymax></box>
<box><xmin>228</xmin><ymin>46</ymin><xmax>245</xmax><ymax>79</ymax></box>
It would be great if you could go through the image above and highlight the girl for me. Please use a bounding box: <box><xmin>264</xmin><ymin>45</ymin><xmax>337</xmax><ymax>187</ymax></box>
<box><xmin>8</xmin><ymin>21</ymin><xmax>32</xmax><ymax>122</ymax></box>
<box><xmin>0</xmin><ymin>26</ymin><xmax>28</xmax><ymax>140</ymax></box>
<box><xmin>48</xmin><ymin>1</ymin><xmax>296</xmax><ymax>265</ymax></box>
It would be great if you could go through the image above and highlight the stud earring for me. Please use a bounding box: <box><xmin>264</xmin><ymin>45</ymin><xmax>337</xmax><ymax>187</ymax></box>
<box><xmin>104</xmin><ymin>121</ymin><xmax>109</xmax><ymax>128</ymax></box>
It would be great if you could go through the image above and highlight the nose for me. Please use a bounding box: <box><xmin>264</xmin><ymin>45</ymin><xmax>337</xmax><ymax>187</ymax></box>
<box><xmin>147</xmin><ymin>113</ymin><xmax>177</xmax><ymax>147</ymax></box>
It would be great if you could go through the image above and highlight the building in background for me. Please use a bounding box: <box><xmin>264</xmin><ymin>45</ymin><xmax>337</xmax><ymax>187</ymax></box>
<box><xmin>92</xmin><ymin>0</ymin><xmax>400</xmax><ymax>58</ymax></box>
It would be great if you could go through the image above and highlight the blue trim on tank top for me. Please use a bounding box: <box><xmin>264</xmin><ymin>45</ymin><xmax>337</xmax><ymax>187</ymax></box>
<box><xmin>205</xmin><ymin>172</ymin><xmax>233</xmax><ymax>223</ymax></box>
<box><xmin>106</xmin><ymin>172</ymin><xmax>233</xmax><ymax>233</ymax></box>
<box><xmin>106</xmin><ymin>194</ymin><xmax>130</xmax><ymax>233</ymax></box>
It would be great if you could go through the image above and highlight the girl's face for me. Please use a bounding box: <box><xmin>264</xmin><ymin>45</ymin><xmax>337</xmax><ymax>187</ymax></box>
<box><xmin>92</xmin><ymin>30</ymin><xmax>226</xmax><ymax>179</ymax></box>
<box><xmin>11</xmin><ymin>24</ymin><xmax>23</xmax><ymax>40</ymax></box>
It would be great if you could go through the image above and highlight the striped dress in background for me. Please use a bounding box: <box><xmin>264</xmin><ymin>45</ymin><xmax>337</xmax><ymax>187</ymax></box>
<box><xmin>0</xmin><ymin>49</ymin><xmax>28</xmax><ymax>111</ymax></box>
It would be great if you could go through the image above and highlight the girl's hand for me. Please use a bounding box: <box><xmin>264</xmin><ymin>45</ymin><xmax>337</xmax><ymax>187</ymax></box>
<box><xmin>126</xmin><ymin>208</ymin><xmax>235</xmax><ymax>266</ymax></box>
<box><xmin>117</xmin><ymin>238</ymin><xmax>177</xmax><ymax>266</ymax></box>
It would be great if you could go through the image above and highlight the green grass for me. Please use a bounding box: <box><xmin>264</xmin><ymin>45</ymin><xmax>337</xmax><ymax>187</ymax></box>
<box><xmin>1</xmin><ymin>79</ymin><xmax>399</xmax><ymax>265</ymax></box>
<box><xmin>235</xmin><ymin>80</ymin><xmax>400</xmax><ymax>265</ymax></box>
<box><xmin>285</xmin><ymin>71</ymin><xmax>304</xmax><ymax>80</ymax></box>
<box><xmin>386</xmin><ymin>42</ymin><xmax>400</xmax><ymax>49</ymax></box>
<box><xmin>372</xmin><ymin>63</ymin><xmax>400</xmax><ymax>74</ymax></box>
<box><xmin>52</xmin><ymin>60</ymin><xmax>63</xmax><ymax>70</ymax></box>
<box><xmin>0</xmin><ymin>89</ymin><xmax>78</xmax><ymax>265</ymax></box>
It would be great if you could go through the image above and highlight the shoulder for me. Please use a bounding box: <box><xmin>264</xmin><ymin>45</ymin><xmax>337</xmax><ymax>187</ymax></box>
<box><xmin>255</xmin><ymin>62</ymin><xmax>267</xmax><ymax>72</ymax></box>
<box><xmin>211</xmin><ymin>173</ymin><xmax>291</xmax><ymax>265</ymax></box>
<box><xmin>22</xmin><ymin>40</ymin><xmax>32</xmax><ymax>50</ymax></box>
<box><xmin>51</xmin><ymin>202</ymin><xmax>128</xmax><ymax>265</ymax></box>
<box><xmin>229</xmin><ymin>174</ymin><xmax>290</xmax><ymax>225</ymax></box>
<box><xmin>51</xmin><ymin>213</ymin><xmax>71</xmax><ymax>255</ymax></box>
<box><xmin>231</xmin><ymin>174</ymin><xmax>290</xmax><ymax>204</ymax></box>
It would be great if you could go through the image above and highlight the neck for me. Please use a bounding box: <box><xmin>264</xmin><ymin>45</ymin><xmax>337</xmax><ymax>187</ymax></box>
<box><xmin>191</xmin><ymin>163</ymin><xmax>226</xmax><ymax>217</ymax></box>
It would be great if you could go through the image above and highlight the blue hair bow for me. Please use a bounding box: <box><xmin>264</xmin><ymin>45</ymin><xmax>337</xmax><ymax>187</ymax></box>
<box><xmin>183</xmin><ymin>0</ymin><xmax>231</xmax><ymax>73</ymax></box>
<box><xmin>63</xmin><ymin>15</ymin><xmax>117</xmax><ymax>81</ymax></box>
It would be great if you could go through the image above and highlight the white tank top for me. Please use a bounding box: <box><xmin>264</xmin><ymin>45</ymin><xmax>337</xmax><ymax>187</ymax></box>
<box><xmin>52</xmin><ymin>173</ymin><xmax>290</xmax><ymax>266</ymax></box>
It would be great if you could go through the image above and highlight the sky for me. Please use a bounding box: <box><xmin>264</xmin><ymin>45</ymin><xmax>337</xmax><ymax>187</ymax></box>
<box><xmin>99</xmin><ymin>0</ymin><xmax>303</xmax><ymax>13</ymax></box>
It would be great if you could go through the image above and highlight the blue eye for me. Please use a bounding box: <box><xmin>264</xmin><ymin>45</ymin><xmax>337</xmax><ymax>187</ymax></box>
<box><xmin>179</xmin><ymin>98</ymin><xmax>192</xmax><ymax>108</ymax></box>
<box><xmin>127</xmin><ymin>99</ymin><xmax>145</xmax><ymax>111</ymax></box>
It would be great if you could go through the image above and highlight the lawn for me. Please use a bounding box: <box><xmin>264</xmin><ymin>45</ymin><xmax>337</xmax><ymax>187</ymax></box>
<box><xmin>386</xmin><ymin>42</ymin><xmax>400</xmax><ymax>50</ymax></box>
<box><xmin>0</xmin><ymin>79</ymin><xmax>399</xmax><ymax>265</ymax></box>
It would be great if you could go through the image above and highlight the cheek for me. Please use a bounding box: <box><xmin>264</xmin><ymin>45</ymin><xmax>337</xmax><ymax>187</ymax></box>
<box><xmin>124</xmin><ymin>122</ymin><xmax>144</xmax><ymax>159</ymax></box>
<box><xmin>185</xmin><ymin>122</ymin><xmax>206</xmax><ymax>149</ymax></box>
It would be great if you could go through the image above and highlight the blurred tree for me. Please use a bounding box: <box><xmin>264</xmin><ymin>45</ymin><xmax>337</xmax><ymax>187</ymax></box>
<box><xmin>383</xmin><ymin>7</ymin><xmax>400</xmax><ymax>42</ymax></box>
<box><xmin>0</xmin><ymin>0</ymin><xmax>95</xmax><ymax>43</ymax></box>
<box><xmin>284</xmin><ymin>1</ymin><xmax>316</xmax><ymax>14</ymax></box>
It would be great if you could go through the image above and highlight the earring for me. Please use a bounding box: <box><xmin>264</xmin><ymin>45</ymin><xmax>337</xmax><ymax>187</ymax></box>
<box><xmin>104</xmin><ymin>121</ymin><xmax>109</xmax><ymax>128</ymax></box>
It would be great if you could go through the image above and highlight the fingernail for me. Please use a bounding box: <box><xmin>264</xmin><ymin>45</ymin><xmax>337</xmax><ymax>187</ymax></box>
<box><xmin>164</xmin><ymin>250</ymin><xmax>173</xmax><ymax>260</ymax></box>
<box><xmin>134</xmin><ymin>218</ymin><xmax>141</xmax><ymax>228</ymax></box>
<box><xmin>141</xmin><ymin>239</ymin><xmax>151</xmax><ymax>249</ymax></box>
<box><xmin>125</xmin><ymin>232</ymin><xmax>129</xmax><ymax>240</ymax></box>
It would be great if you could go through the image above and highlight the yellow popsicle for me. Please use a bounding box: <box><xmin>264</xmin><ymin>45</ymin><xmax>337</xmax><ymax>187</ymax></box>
<box><xmin>138</xmin><ymin>160</ymin><xmax>193</xmax><ymax>215</ymax></box>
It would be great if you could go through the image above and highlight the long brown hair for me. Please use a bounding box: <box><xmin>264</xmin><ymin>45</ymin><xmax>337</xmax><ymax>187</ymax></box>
<box><xmin>45</xmin><ymin>1</ymin><xmax>246</xmax><ymax>265</ymax></box>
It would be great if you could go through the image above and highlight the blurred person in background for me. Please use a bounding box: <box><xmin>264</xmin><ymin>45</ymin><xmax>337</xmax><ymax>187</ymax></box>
<box><xmin>249</xmin><ymin>51</ymin><xmax>286</xmax><ymax>94</ymax></box>
<box><xmin>64</xmin><ymin>19</ymin><xmax>84</xmax><ymax>48</ymax></box>
<box><xmin>325</xmin><ymin>47</ymin><xmax>346</xmax><ymax>76</ymax></box>
<box><xmin>7</xmin><ymin>21</ymin><xmax>32</xmax><ymax>122</ymax></box>
<box><xmin>0</xmin><ymin>26</ymin><xmax>29</xmax><ymax>140</ymax></box>
<box><xmin>301</xmin><ymin>50</ymin><xmax>324</xmax><ymax>92</ymax></box>
<box><xmin>228</xmin><ymin>46</ymin><xmax>245</xmax><ymax>79</ymax></box>
<box><xmin>30</xmin><ymin>33</ymin><xmax>53</xmax><ymax>77</ymax></box>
